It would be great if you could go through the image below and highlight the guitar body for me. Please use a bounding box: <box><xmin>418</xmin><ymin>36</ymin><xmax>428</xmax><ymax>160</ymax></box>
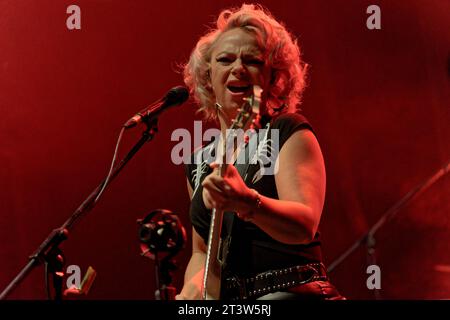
<box><xmin>202</xmin><ymin>86</ymin><xmax>262</xmax><ymax>300</ymax></box>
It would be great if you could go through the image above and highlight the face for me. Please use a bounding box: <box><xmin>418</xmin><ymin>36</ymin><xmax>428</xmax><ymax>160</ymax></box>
<box><xmin>209</xmin><ymin>28</ymin><xmax>271</xmax><ymax>121</ymax></box>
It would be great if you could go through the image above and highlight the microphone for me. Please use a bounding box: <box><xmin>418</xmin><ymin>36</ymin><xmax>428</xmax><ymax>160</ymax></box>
<box><xmin>124</xmin><ymin>86</ymin><xmax>189</xmax><ymax>129</ymax></box>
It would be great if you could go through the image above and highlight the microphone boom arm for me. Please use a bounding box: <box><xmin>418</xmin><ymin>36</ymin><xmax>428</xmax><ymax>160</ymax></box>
<box><xmin>0</xmin><ymin>118</ymin><xmax>159</xmax><ymax>300</ymax></box>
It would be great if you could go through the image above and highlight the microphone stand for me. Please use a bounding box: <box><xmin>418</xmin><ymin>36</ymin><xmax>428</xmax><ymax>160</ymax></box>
<box><xmin>0</xmin><ymin>118</ymin><xmax>159</xmax><ymax>300</ymax></box>
<box><xmin>327</xmin><ymin>161</ymin><xmax>450</xmax><ymax>299</ymax></box>
<box><xmin>153</xmin><ymin>252</ymin><xmax>177</xmax><ymax>301</ymax></box>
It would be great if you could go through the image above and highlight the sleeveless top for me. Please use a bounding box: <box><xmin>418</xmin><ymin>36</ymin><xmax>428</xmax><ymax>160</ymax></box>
<box><xmin>185</xmin><ymin>113</ymin><xmax>323</xmax><ymax>278</ymax></box>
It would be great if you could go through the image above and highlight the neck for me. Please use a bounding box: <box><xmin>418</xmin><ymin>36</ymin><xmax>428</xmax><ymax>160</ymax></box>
<box><xmin>215</xmin><ymin>103</ymin><xmax>233</xmax><ymax>136</ymax></box>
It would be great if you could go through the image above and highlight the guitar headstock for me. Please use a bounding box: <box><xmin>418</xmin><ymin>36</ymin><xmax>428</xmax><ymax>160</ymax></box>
<box><xmin>230</xmin><ymin>85</ymin><xmax>263</xmax><ymax>131</ymax></box>
<box><xmin>220</xmin><ymin>86</ymin><xmax>263</xmax><ymax>166</ymax></box>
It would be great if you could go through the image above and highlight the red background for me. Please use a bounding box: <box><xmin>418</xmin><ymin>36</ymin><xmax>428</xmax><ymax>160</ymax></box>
<box><xmin>0</xmin><ymin>0</ymin><xmax>449</xmax><ymax>299</ymax></box>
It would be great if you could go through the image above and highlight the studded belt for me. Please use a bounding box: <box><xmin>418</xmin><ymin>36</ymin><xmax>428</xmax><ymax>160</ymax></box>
<box><xmin>223</xmin><ymin>262</ymin><xmax>328</xmax><ymax>300</ymax></box>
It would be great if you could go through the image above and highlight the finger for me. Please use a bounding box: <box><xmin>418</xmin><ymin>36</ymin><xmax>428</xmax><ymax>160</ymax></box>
<box><xmin>204</xmin><ymin>192</ymin><xmax>226</xmax><ymax>210</ymax></box>
<box><xmin>208</xmin><ymin>175</ymin><xmax>230</xmax><ymax>192</ymax></box>
<box><xmin>204</xmin><ymin>174</ymin><xmax>231</xmax><ymax>193</ymax></box>
<box><xmin>223</xmin><ymin>163</ymin><xmax>239</xmax><ymax>176</ymax></box>
<box><xmin>205</xmin><ymin>187</ymin><xmax>226</xmax><ymax>205</ymax></box>
<box><xmin>222</xmin><ymin>176</ymin><xmax>240</xmax><ymax>190</ymax></box>
<box><xmin>202</xmin><ymin>177</ymin><xmax>223</xmax><ymax>193</ymax></box>
<box><xmin>210</xmin><ymin>162</ymin><xmax>231</xmax><ymax>176</ymax></box>
<box><xmin>209</xmin><ymin>162</ymin><xmax>219</xmax><ymax>169</ymax></box>
<box><xmin>236</xmin><ymin>212</ymin><xmax>252</xmax><ymax>222</ymax></box>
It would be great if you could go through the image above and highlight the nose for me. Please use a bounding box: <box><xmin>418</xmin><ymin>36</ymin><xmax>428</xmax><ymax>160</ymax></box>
<box><xmin>231</xmin><ymin>59</ymin><xmax>247</xmax><ymax>77</ymax></box>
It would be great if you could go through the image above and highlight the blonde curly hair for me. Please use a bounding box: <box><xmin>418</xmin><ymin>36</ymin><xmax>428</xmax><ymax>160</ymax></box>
<box><xmin>183</xmin><ymin>3</ymin><xmax>308</xmax><ymax>120</ymax></box>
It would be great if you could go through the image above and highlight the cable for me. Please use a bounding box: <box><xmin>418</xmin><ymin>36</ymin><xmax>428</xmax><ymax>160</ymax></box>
<box><xmin>94</xmin><ymin>127</ymin><xmax>125</xmax><ymax>203</ymax></box>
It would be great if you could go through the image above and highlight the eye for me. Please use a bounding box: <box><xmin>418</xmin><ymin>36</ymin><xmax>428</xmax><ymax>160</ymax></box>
<box><xmin>246</xmin><ymin>58</ymin><xmax>264</xmax><ymax>66</ymax></box>
<box><xmin>216</xmin><ymin>56</ymin><xmax>232</xmax><ymax>64</ymax></box>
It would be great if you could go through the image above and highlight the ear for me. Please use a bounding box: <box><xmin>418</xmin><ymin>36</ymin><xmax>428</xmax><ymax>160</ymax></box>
<box><xmin>205</xmin><ymin>68</ymin><xmax>213</xmax><ymax>91</ymax></box>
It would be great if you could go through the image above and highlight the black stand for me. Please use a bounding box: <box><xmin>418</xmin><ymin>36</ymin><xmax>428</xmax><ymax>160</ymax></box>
<box><xmin>137</xmin><ymin>209</ymin><xmax>185</xmax><ymax>300</ymax></box>
<box><xmin>154</xmin><ymin>252</ymin><xmax>177</xmax><ymax>301</ymax></box>
<box><xmin>327</xmin><ymin>161</ymin><xmax>450</xmax><ymax>299</ymax></box>
<box><xmin>0</xmin><ymin>118</ymin><xmax>159</xmax><ymax>300</ymax></box>
<box><xmin>44</xmin><ymin>246</ymin><xmax>66</xmax><ymax>300</ymax></box>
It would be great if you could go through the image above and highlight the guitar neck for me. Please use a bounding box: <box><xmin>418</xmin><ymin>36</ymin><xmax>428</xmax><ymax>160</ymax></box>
<box><xmin>202</xmin><ymin>85</ymin><xmax>262</xmax><ymax>300</ymax></box>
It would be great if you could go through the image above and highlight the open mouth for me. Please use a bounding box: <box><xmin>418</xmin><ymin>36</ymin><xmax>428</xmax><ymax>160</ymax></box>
<box><xmin>227</xmin><ymin>84</ymin><xmax>251</xmax><ymax>94</ymax></box>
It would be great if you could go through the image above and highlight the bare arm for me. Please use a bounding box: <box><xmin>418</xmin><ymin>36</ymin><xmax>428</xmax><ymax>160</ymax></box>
<box><xmin>202</xmin><ymin>129</ymin><xmax>326</xmax><ymax>245</ymax></box>
<box><xmin>252</xmin><ymin>129</ymin><xmax>325</xmax><ymax>244</ymax></box>
<box><xmin>175</xmin><ymin>179</ymin><xmax>206</xmax><ymax>300</ymax></box>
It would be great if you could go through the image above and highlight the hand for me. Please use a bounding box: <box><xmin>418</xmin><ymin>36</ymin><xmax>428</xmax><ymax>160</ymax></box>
<box><xmin>202</xmin><ymin>163</ymin><xmax>255</xmax><ymax>216</ymax></box>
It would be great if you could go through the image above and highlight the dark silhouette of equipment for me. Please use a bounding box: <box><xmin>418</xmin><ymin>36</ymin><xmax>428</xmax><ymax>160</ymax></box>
<box><xmin>137</xmin><ymin>209</ymin><xmax>186</xmax><ymax>300</ymax></box>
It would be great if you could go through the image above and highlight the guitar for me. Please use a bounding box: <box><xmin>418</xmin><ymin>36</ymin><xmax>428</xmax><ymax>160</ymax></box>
<box><xmin>202</xmin><ymin>85</ymin><xmax>262</xmax><ymax>300</ymax></box>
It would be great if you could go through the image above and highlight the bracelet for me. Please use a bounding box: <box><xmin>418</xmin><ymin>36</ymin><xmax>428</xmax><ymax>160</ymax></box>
<box><xmin>236</xmin><ymin>189</ymin><xmax>262</xmax><ymax>222</ymax></box>
<box><xmin>251</xmin><ymin>189</ymin><xmax>262</xmax><ymax>210</ymax></box>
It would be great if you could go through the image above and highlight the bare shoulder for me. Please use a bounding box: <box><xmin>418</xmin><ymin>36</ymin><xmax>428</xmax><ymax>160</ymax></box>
<box><xmin>275</xmin><ymin>128</ymin><xmax>326</xmax><ymax>210</ymax></box>
<box><xmin>278</xmin><ymin>129</ymin><xmax>324</xmax><ymax>170</ymax></box>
